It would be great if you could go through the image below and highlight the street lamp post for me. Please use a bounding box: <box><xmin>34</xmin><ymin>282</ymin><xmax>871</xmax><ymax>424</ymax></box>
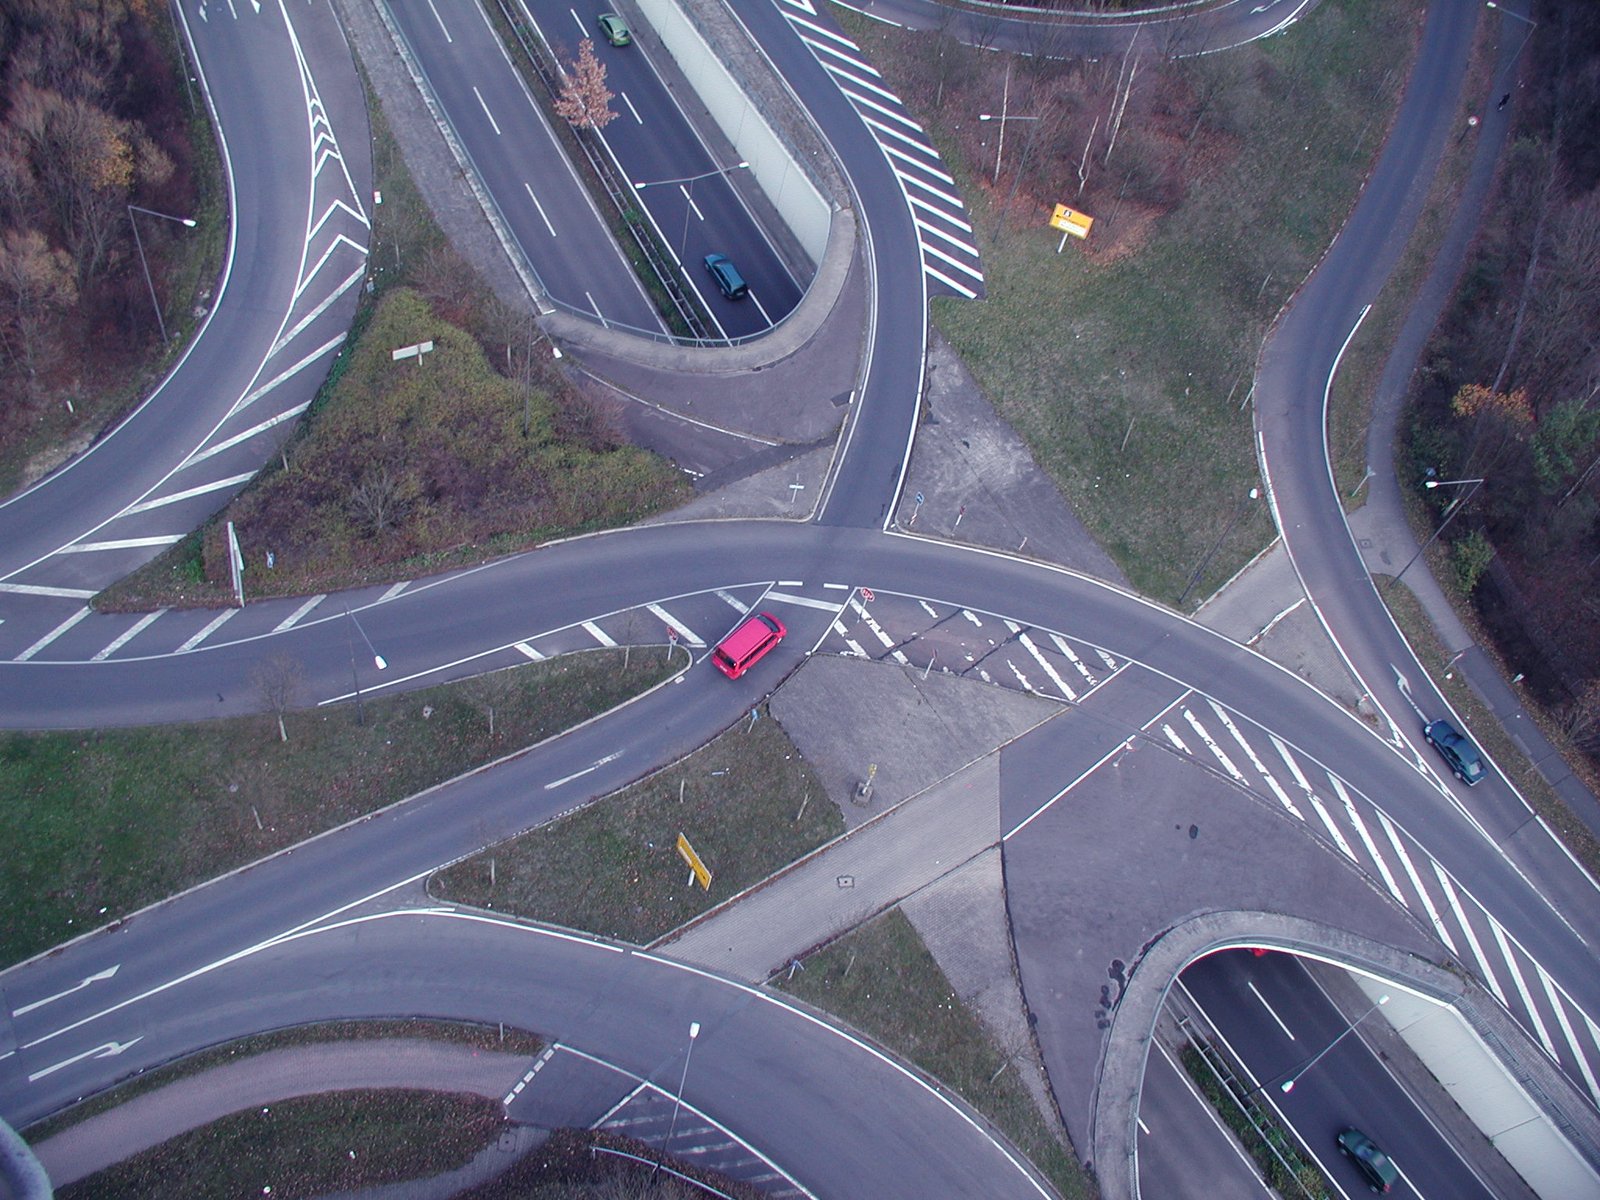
<box><xmin>658</xmin><ymin>1020</ymin><xmax>701</xmax><ymax>1174</ymax></box>
<box><xmin>1178</xmin><ymin>487</ymin><xmax>1260</xmax><ymax>606</ymax></box>
<box><xmin>633</xmin><ymin>163</ymin><xmax>749</xmax><ymax>260</ymax></box>
<box><xmin>978</xmin><ymin>63</ymin><xmax>1039</xmax><ymax>187</ymax></box>
<box><xmin>343</xmin><ymin>605</ymin><xmax>387</xmax><ymax>726</ymax></box>
<box><xmin>1485</xmin><ymin>3</ymin><xmax>1538</xmax><ymax>65</ymax></box>
<box><xmin>1280</xmin><ymin>994</ymin><xmax>1389</xmax><ymax>1093</ymax></box>
<box><xmin>126</xmin><ymin>205</ymin><xmax>197</xmax><ymax>345</ymax></box>
<box><xmin>1390</xmin><ymin>477</ymin><xmax>1486</xmax><ymax>588</ymax></box>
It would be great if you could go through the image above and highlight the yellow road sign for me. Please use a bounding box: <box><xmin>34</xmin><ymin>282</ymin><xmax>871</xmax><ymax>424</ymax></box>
<box><xmin>677</xmin><ymin>832</ymin><xmax>712</xmax><ymax>891</ymax></box>
<box><xmin>1049</xmin><ymin>204</ymin><xmax>1094</xmax><ymax>239</ymax></box>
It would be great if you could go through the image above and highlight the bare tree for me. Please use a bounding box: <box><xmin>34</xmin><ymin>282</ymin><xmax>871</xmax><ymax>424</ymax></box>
<box><xmin>0</xmin><ymin>227</ymin><xmax>75</xmax><ymax>390</ymax></box>
<box><xmin>349</xmin><ymin>463</ymin><xmax>408</xmax><ymax>536</ymax></box>
<box><xmin>554</xmin><ymin>40</ymin><xmax>617</xmax><ymax>130</ymax></box>
<box><xmin>462</xmin><ymin>667</ymin><xmax>521</xmax><ymax>739</ymax></box>
<box><xmin>253</xmin><ymin>653</ymin><xmax>303</xmax><ymax>742</ymax></box>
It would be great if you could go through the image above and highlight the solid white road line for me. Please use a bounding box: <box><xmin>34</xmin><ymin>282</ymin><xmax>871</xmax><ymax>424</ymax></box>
<box><xmin>1247</xmin><ymin>980</ymin><xmax>1296</xmax><ymax>1040</ymax></box>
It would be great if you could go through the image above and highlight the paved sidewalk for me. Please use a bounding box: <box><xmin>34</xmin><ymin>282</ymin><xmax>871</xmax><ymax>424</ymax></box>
<box><xmin>31</xmin><ymin>1039</ymin><xmax>531</xmax><ymax>1190</ymax></box>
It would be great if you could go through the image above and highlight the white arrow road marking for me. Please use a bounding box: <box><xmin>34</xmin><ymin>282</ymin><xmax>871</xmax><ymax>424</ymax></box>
<box><xmin>28</xmin><ymin>1037</ymin><xmax>142</xmax><ymax>1083</ymax></box>
<box><xmin>14</xmin><ymin>965</ymin><xmax>121</xmax><ymax>1018</ymax></box>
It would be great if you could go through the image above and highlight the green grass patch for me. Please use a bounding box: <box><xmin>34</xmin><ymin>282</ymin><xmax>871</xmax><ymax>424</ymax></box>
<box><xmin>432</xmin><ymin>709</ymin><xmax>842</xmax><ymax>944</ymax></box>
<box><xmin>1379</xmin><ymin>577</ymin><xmax>1600</xmax><ymax>877</ymax></box>
<box><xmin>1181</xmin><ymin>1041</ymin><xmax>1330</xmax><ymax>1197</ymax></box>
<box><xmin>774</xmin><ymin>909</ymin><xmax>1092</xmax><ymax>1200</ymax></box>
<box><xmin>25</xmin><ymin>1019</ymin><xmax>543</xmax><ymax>1142</ymax></box>
<box><xmin>841</xmin><ymin>0</ymin><xmax>1420</xmax><ymax>603</ymax></box>
<box><xmin>0</xmin><ymin>651</ymin><xmax>672</xmax><ymax>968</ymax></box>
<box><xmin>59</xmin><ymin>1089</ymin><xmax>505</xmax><ymax>1200</ymax></box>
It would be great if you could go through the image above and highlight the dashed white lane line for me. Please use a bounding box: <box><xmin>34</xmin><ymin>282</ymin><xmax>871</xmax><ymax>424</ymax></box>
<box><xmin>16</xmin><ymin>607</ymin><xmax>91</xmax><ymax>662</ymax></box>
<box><xmin>91</xmin><ymin>610</ymin><xmax>166</xmax><ymax>661</ymax></box>
<box><xmin>513</xmin><ymin>641</ymin><xmax>546</xmax><ymax>661</ymax></box>
<box><xmin>504</xmin><ymin>1045</ymin><xmax>556</xmax><ymax>1105</ymax></box>
<box><xmin>1491</xmin><ymin>919</ymin><xmax>1559</xmax><ymax>1058</ymax></box>
<box><xmin>1432</xmin><ymin>863</ymin><xmax>1506</xmax><ymax>1005</ymax></box>
<box><xmin>273</xmin><ymin>596</ymin><xmax>324</xmax><ymax>633</ymax></box>
<box><xmin>1247</xmin><ymin>981</ymin><xmax>1295</xmax><ymax>1040</ymax></box>
<box><xmin>1184</xmin><ymin>710</ymin><xmax>1244</xmax><ymax>782</ymax></box>
<box><xmin>1328</xmin><ymin>775</ymin><xmax>1406</xmax><ymax>905</ymax></box>
<box><xmin>1017</xmin><ymin>632</ymin><xmax>1076</xmax><ymax>700</ymax></box>
<box><xmin>647</xmin><ymin>603</ymin><xmax>704</xmax><ymax>647</ymax></box>
<box><xmin>1376</xmin><ymin>811</ymin><xmax>1457</xmax><ymax>955</ymax></box>
<box><xmin>715</xmin><ymin>590</ymin><xmax>748</xmax><ymax>613</ymax></box>
<box><xmin>178</xmin><ymin>609</ymin><xmax>238</xmax><ymax>653</ymax></box>
<box><xmin>581</xmin><ymin>620</ymin><xmax>617</xmax><ymax>648</ymax></box>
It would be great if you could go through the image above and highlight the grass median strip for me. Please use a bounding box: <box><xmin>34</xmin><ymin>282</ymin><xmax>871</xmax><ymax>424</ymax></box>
<box><xmin>0</xmin><ymin>651</ymin><xmax>672</xmax><ymax>969</ymax></box>
<box><xmin>774</xmin><ymin>909</ymin><xmax>1092</xmax><ymax>1200</ymax></box>
<box><xmin>432</xmin><ymin>709</ymin><xmax>842</xmax><ymax>945</ymax></box>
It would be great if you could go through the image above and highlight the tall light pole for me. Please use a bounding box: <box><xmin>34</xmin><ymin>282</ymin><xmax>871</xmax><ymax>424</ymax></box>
<box><xmin>633</xmin><ymin>163</ymin><xmax>749</xmax><ymax>260</ymax></box>
<box><xmin>127</xmin><ymin>204</ymin><xmax>196</xmax><ymax>345</ymax></box>
<box><xmin>978</xmin><ymin>63</ymin><xmax>1039</xmax><ymax>187</ymax></box>
<box><xmin>1179</xmin><ymin>487</ymin><xmax>1260</xmax><ymax>606</ymax></box>
<box><xmin>1390</xmin><ymin>477</ymin><xmax>1486</xmax><ymax>588</ymax></box>
<box><xmin>343</xmin><ymin>605</ymin><xmax>387</xmax><ymax>726</ymax></box>
<box><xmin>1485</xmin><ymin>2</ymin><xmax>1538</xmax><ymax>65</ymax></box>
<box><xmin>659</xmin><ymin>1020</ymin><xmax>701</xmax><ymax>1172</ymax></box>
<box><xmin>1280</xmin><ymin>994</ymin><xmax>1389</xmax><ymax>1093</ymax></box>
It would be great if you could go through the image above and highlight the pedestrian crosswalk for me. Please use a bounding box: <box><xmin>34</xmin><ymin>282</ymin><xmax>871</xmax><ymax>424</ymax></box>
<box><xmin>776</xmin><ymin>0</ymin><xmax>985</xmax><ymax>299</ymax></box>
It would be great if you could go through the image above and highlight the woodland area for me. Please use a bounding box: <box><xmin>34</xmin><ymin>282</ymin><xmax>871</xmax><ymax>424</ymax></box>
<box><xmin>1406</xmin><ymin>2</ymin><xmax>1600</xmax><ymax>759</ymax></box>
<box><xmin>0</xmin><ymin>0</ymin><xmax>206</xmax><ymax>488</ymax></box>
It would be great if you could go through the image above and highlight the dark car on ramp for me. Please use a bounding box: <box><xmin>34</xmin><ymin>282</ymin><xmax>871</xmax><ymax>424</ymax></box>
<box><xmin>1424</xmin><ymin>717</ymin><xmax>1485</xmax><ymax>785</ymax></box>
<box><xmin>1337</xmin><ymin>1127</ymin><xmax>1399</xmax><ymax>1193</ymax></box>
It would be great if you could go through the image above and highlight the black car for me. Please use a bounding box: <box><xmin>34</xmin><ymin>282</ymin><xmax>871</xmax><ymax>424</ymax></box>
<box><xmin>1337</xmin><ymin>1127</ymin><xmax>1399</xmax><ymax>1193</ymax></box>
<box><xmin>1423</xmin><ymin>717</ymin><xmax>1485</xmax><ymax>785</ymax></box>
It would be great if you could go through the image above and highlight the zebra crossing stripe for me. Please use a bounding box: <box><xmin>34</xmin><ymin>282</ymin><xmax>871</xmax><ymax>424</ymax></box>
<box><xmin>1018</xmin><ymin>632</ymin><xmax>1076</xmax><ymax>700</ymax></box>
<box><xmin>817</xmin><ymin>60</ymin><xmax>902</xmax><ymax>106</ymax></box>
<box><xmin>1375</xmin><ymin>811</ymin><xmax>1458</xmax><ymax>955</ymax></box>
<box><xmin>1184</xmin><ymin>710</ymin><xmax>1244</xmax><ymax>781</ymax></box>
<box><xmin>915</xmin><ymin>216</ymin><xmax>979</xmax><ymax>257</ymax></box>
<box><xmin>1431</xmin><ymin>863</ymin><xmax>1507</xmax><ymax>1005</ymax></box>
<box><xmin>1270</xmin><ymin>737</ymin><xmax>1354</xmax><ymax>859</ymax></box>
<box><xmin>1540</xmin><ymin>972</ymin><xmax>1600</xmax><ymax>1103</ymax></box>
<box><xmin>1162</xmin><ymin>724</ymin><xmax>1189</xmax><ymax>753</ymax></box>
<box><xmin>783</xmin><ymin>11</ymin><xmax>859</xmax><ymax>52</ymax></box>
<box><xmin>862</xmin><ymin>113</ymin><xmax>947</xmax><ymax>160</ymax></box>
<box><xmin>924</xmin><ymin>264</ymin><xmax>978</xmax><ymax>299</ymax></box>
<box><xmin>837</xmin><ymin>85</ymin><xmax>925</xmax><ymax>133</ymax></box>
<box><xmin>906</xmin><ymin>189</ymin><xmax>974</xmax><ymax>230</ymax></box>
<box><xmin>1328</xmin><ymin>776</ymin><xmax>1407</xmax><ymax>905</ymax></box>
<box><xmin>1489</xmin><ymin>919</ymin><xmax>1559</xmax><ymax>1059</ymax></box>
<box><xmin>715</xmin><ymin>590</ymin><xmax>749</xmax><ymax>613</ymax></box>
<box><xmin>514</xmin><ymin>642</ymin><xmax>546</xmax><ymax>660</ymax></box>
<box><xmin>848</xmin><ymin>597</ymin><xmax>896</xmax><ymax>649</ymax></box>
<box><xmin>178</xmin><ymin>608</ymin><xmax>238</xmax><ymax>653</ymax></box>
<box><xmin>92</xmin><ymin>610</ymin><xmax>165</xmax><ymax>661</ymax></box>
<box><xmin>1207</xmin><ymin>702</ymin><xmax>1302</xmax><ymax>820</ymax></box>
<box><xmin>1008</xmin><ymin>661</ymin><xmax>1033</xmax><ymax>692</ymax></box>
<box><xmin>273</xmin><ymin>595</ymin><xmax>324</xmax><ymax>632</ymax></box>
<box><xmin>582</xmin><ymin>620</ymin><xmax>617</xmax><ymax>647</ymax></box>
<box><xmin>647</xmin><ymin>603</ymin><xmax>704</xmax><ymax>647</ymax></box>
<box><xmin>1049</xmin><ymin>633</ymin><xmax>1097</xmax><ymax>685</ymax></box>
<box><xmin>880</xmin><ymin>140</ymin><xmax>957</xmax><ymax>185</ymax></box>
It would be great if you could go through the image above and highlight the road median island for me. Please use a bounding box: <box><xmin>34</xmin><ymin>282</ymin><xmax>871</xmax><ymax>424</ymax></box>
<box><xmin>1</xmin><ymin>651</ymin><xmax>674</xmax><ymax>970</ymax></box>
<box><xmin>430</xmin><ymin>705</ymin><xmax>843</xmax><ymax>945</ymax></box>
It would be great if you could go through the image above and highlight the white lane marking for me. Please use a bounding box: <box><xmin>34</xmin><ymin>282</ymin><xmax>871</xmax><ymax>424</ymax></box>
<box><xmin>847</xmin><ymin>598</ymin><xmax>895</xmax><ymax>649</ymax></box>
<box><xmin>28</xmin><ymin>1037</ymin><xmax>142</xmax><ymax>1083</ymax></box>
<box><xmin>379</xmin><ymin>582</ymin><xmax>408</xmax><ymax>602</ymax></box>
<box><xmin>473</xmin><ymin>86</ymin><xmax>502</xmax><ymax>136</ymax></box>
<box><xmin>620</xmin><ymin>91</ymin><xmax>642</xmax><ymax>124</ymax></box>
<box><xmin>1375</xmin><ymin>812</ymin><xmax>1457</xmax><ymax>954</ymax></box>
<box><xmin>715</xmin><ymin>590</ymin><xmax>749</xmax><ymax>613</ymax></box>
<box><xmin>271</xmin><ymin>262</ymin><xmax>366</xmax><ymax>355</ymax></box>
<box><xmin>1137</xmin><ymin>1117</ymin><xmax>1150</xmax><ymax>1135</ymax></box>
<box><xmin>273</xmin><ymin>595</ymin><xmax>325</xmax><ymax>633</ymax></box>
<box><xmin>0</xmin><ymin>583</ymin><xmax>96</xmax><ymax>599</ymax></box>
<box><xmin>779</xmin><ymin>580</ymin><xmax>803</xmax><ymax>587</ymax></box>
<box><xmin>425</xmin><ymin>0</ymin><xmax>451</xmax><ymax>41</ymax></box>
<box><xmin>504</xmin><ymin>1045</ymin><xmax>556</xmax><ymax>1104</ymax></box>
<box><xmin>1096</xmin><ymin>650</ymin><xmax>1119</xmax><ymax>671</ymax></box>
<box><xmin>58</xmin><ymin>535</ymin><xmax>184</xmax><ymax>554</ymax></box>
<box><xmin>860</xmin><ymin>113</ymin><xmax>946</xmax><ymax>166</ymax></box>
<box><xmin>226</xmin><ymin>335</ymin><xmax>346</xmax><ymax>417</ymax></box>
<box><xmin>764</xmin><ymin>591</ymin><xmax>844</xmax><ymax>613</ymax></box>
<box><xmin>1162</xmin><ymin>724</ymin><xmax>1190</xmax><ymax>754</ymax></box>
<box><xmin>1006</xmin><ymin>738</ymin><xmax>1130</xmax><ymax>841</ymax></box>
<box><xmin>1540</xmin><ymin>970</ymin><xmax>1600</xmax><ymax>1103</ymax></box>
<box><xmin>1007</xmin><ymin>661</ymin><xmax>1033</xmax><ymax>692</ymax></box>
<box><xmin>1490</xmin><ymin>920</ymin><xmax>1559</xmax><ymax>1058</ymax></box>
<box><xmin>1048</xmin><ymin>633</ymin><xmax>1097</xmax><ymax>685</ymax></box>
<box><xmin>523</xmin><ymin>183</ymin><xmax>556</xmax><ymax>237</ymax></box>
<box><xmin>91</xmin><ymin>611</ymin><xmax>166</xmax><ymax>661</ymax></box>
<box><xmin>581</xmin><ymin>620</ymin><xmax>617</xmax><ymax>648</ymax></box>
<box><xmin>924</xmin><ymin>263</ymin><xmax>978</xmax><ymax>299</ymax></box>
<box><xmin>879</xmin><ymin>139</ymin><xmax>956</xmax><ymax>185</ymax></box>
<box><xmin>823</xmin><ymin>583</ymin><xmax>849</xmax><ymax>590</ymax></box>
<box><xmin>1207</xmin><ymin>701</ymin><xmax>1302</xmax><ymax>819</ymax></box>
<box><xmin>647</xmin><ymin>603</ymin><xmax>704</xmax><ymax>647</ymax></box>
<box><xmin>543</xmin><ymin>750</ymin><xmax>622</xmax><ymax>791</ymax></box>
<box><xmin>1271</xmin><ymin>737</ymin><xmax>1355</xmax><ymax>859</ymax></box>
<box><xmin>1247</xmin><ymin>981</ymin><xmax>1295</xmax><ymax>1040</ymax></box>
<box><xmin>961</xmin><ymin>609</ymin><xmax>983</xmax><ymax>627</ymax></box>
<box><xmin>513</xmin><ymin>642</ymin><xmax>545</xmax><ymax>660</ymax></box>
<box><xmin>178</xmin><ymin>609</ymin><xmax>237</xmax><ymax>653</ymax></box>
<box><xmin>1328</xmin><ymin>775</ymin><xmax>1406</xmax><ymax>904</ymax></box>
<box><xmin>13</xmin><ymin>965</ymin><xmax>121</xmax><ymax>1017</ymax></box>
<box><xmin>784</xmin><ymin>11</ymin><xmax>866</xmax><ymax>54</ymax></box>
<box><xmin>903</xmin><ymin>179</ymin><xmax>972</xmax><ymax>223</ymax></box>
<box><xmin>16</xmin><ymin>607</ymin><xmax>91</xmax><ymax>661</ymax></box>
<box><xmin>183</xmin><ymin>405</ymin><xmax>308</xmax><ymax>469</ymax></box>
<box><xmin>919</xmin><ymin>234</ymin><xmax>984</xmax><ymax>282</ymax></box>
<box><xmin>1431</xmin><ymin>864</ymin><xmax>1506</xmax><ymax>1005</ymax></box>
<box><xmin>918</xmin><ymin>600</ymin><xmax>938</xmax><ymax>618</ymax></box>
<box><xmin>1183</xmin><ymin>710</ymin><xmax>1244</xmax><ymax>782</ymax></box>
<box><xmin>1017</xmin><ymin>632</ymin><xmax>1075</xmax><ymax>700</ymax></box>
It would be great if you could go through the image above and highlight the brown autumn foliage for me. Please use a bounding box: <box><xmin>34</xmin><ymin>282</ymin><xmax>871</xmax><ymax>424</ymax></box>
<box><xmin>1406</xmin><ymin>2</ymin><xmax>1600</xmax><ymax>759</ymax></box>
<box><xmin>0</xmin><ymin>0</ymin><xmax>203</xmax><ymax>484</ymax></box>
<box><xmin>553</xmin><ymin>39</ymin><xmax>617</xmax><ymax>131</ymax></box>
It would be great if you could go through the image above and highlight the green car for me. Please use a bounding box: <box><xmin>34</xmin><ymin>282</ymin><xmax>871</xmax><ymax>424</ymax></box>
<box><xmin>1337</xmin><ymin>1128</ymin><xmax>1399</xmax><ymax>1193</ymax></box>
<box><xmin>1424</xmin><ymin>717</ymin><xmax>1485</xmax><ymax>785</ymax></box>
<box><xmin>597</xmin><ymin>13</ymin><xmax>631</xmax><ymax>46</ymax></box>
